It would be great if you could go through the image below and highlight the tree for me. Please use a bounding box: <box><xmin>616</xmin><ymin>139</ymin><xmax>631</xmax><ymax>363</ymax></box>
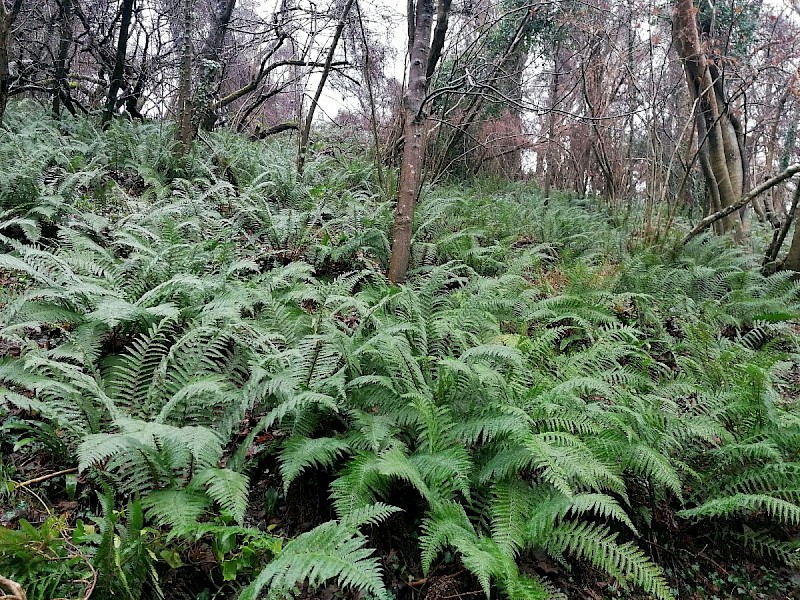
<box><xmin>102</xmin><ymin>0</ymin><xmax>135</xmax><ymax>127</ymax></box>
<box><xmin>387</xmin><ymin>0</ymin><xmax>451</xmax><ymax>283</ymax></box>
<box><xmin>53</xmin><ymin>0</ymin><xmax>77</xmax><ymax>116</ymax></box>
<box><xmin>672</xmin><ymin>0</ymin><xmax>748</xmax><ymax>239</ymax></box>
<box><xmin>175</xmin><ymin>0</ymin><xmax>194</xmax><ymax>152</ymax></box>
<box><xmin>0</xmin><ymin>0</ymin><xmax>23</xmax><ymax>123</ymax></box>
<box><xmin>297</xmin><ymin>0</ymin><xmax>356</xmax><ymax>176</ymax></box>
<box><xmin>195</xmin><ymin>0</ymin><xmax>236</xmax><ymax>131</ymax></box>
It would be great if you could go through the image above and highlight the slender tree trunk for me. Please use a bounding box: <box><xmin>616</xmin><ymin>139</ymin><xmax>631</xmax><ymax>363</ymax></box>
<box><xmin>0</xmin><ymin>16</ymin><xmax>10</xmax><ymax>124</ymax></box>
<box><xmin>765</xmin><ymin>184</ymin><xmax>800</xmax><ymax>266</ymax></box>
<box><xmin>432</xmin><ymin>7</ymin><xmax>529</xmax><ymax>179</ymax></box>
<box><xmin>297</xmin><ymin>0</ymin><xmax>356</xmax><ymax>176</ymax></box>
<box><xmin>355</xmin><ymin>0</ymin><xmax>385</xmax><ymax>192</ymax></box>
<box><xmin>387</xmin><ymin>0</ymin><xmax>437</xmax><ymax>284</ymax></box>
<box><xmin>102</xmin><ymin>0</ymin><xmax>135</xmax><ymax>127</ymax></box>
<box><xmin>673</xmin><ymin>0</ymin><xmax>747</xmax><ymax>241</ymax></box>
<box><xmin>763</xmin><ymin>89</ymin><xmax>790</xmax><ymax>222</ymax></box>
<box><xmin>544</xmin><ymin>48</ymin><xmax>560</xmax><ymax>200</ymax></box>
<box><xmin>175</xmin><ymin>0</ymin><xmax>194</xmax><ymax>153</ymax></box>
<box><xmin>197</xmin><ymin>0</ymin><xmax>236</xmax><ymax>131</ymax></box>
<box><xmin>0</xmin><ymin>0</ymin><xmax>23</xmax><ymax>124</ymax></box>
<box><xmin>782</xmin><ymin>215</ymin><xmax>800</xmax><ymax>273</ymax></box>
<box><xmin>53</xmin><ymin>0</ymin><xmax>77</xmax><ymax>117</ymax></box>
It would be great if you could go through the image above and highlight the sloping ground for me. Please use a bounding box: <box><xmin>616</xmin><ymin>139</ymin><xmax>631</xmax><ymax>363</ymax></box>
<box><xmin>1</xmin><ymin>105</ymin><xmax>799</xmax><ymax>600</ymax></box>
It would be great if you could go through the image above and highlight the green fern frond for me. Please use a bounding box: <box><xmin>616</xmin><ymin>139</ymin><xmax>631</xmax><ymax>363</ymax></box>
<box><xmin>141</xmin><ymin>489</ymin><xmax>211</xmax><ymax>530</ymax></box>
<box><xmin>279</xmin><ymin>435</ymin><xmax>350</xmax><ymax>491</ymax></box>
<box><xmin>239</xmin><ymin>515</ymin><xmax>390</xmax><ymax>600</ymax></box>
<box><xmin>331</xmin><ymin>452</ymin><xmax>391</xmax><ymax>519</ymax></box>
<box><xmin>678</xmin><ymin>494</ymin><xmax>800</xmax><ymax>525</ymax></box>
<box><xmin>546</xmin><ymin>519</ymin><xmax>673</xmax><ymax>600</ymax></box>
<box><xmin>192</xmin><ymin>468</ymin><xmax>250</xmax><ymax>524</ymax></box>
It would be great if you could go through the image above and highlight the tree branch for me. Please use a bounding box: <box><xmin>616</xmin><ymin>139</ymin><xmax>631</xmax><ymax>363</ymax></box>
<box><xmin>14</xmin><ymin>467</ymin><xmax>78</xmax><ymax>490</ymax></box>
<box><xmin>251</xmin><ymin>121</ymin><xmax>299</xmax><ymax>139</ymax></box>
<box><xmin>682</xmin><ymin>164</ymin><xmax>800</xmax><ymax>244</ymax></box>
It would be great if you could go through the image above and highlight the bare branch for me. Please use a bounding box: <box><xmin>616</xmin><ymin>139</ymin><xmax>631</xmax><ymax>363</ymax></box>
<box><xmin>682</xmin><ymin>164</ymin><xmax>800</xmax><ymax>244</ymax></box>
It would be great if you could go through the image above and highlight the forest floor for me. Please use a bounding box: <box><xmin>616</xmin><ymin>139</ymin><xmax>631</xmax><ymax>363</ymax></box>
<box><xmin>2</xmin><ymin>106</ymin><xmax>800</xmax><ymax>600</ymax></box>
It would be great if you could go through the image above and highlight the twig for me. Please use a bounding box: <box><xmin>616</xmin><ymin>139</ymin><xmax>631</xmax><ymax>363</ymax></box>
<box><xmin>441</xmin><ymin>591</ymin><xmax>484</xmax><ymax>598</ymax></box>
<box><xmin>14</xmin><ymin>468</ymin><xmax>78</xmax><ymax>490</ymax></box>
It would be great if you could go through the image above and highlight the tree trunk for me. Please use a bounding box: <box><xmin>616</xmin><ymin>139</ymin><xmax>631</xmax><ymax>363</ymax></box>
<box><xmin>782</xmin><ymin>217</ymin><xmax>800</xmax><ymax>273</ymax></box>
<box><xmin>0</xmin><ymin>0</ymin><xmax>23</xmax><ymax>124</ymax></box>
<box><xmin>175</xmin><ymin>0</ymin><xmax>194</xmax><ymax>153</ymax></box>
<box><xmin>387</xmin><ymin>0</ymin><xmax>438</xmax><ymax>284</ymax></box>
<box><xmin>355</xmin><ymin>0</ymin><xmax>385</xmax><ymax>192</ymax></box>
<box><xmin>53</xmin><ymin>0</ymin><xmax>77</xmax><ymax>116</ymax></box>
<box><xmin>763</xmin><ymin>89</ymin><xmax>790</xmax><ymax>223</ymax></box>
<box><xmin>102</xmin><ymin>0</ymin><xmax>135</xmax><ymax>127</ymax></box>
<box><xmin>0</xmin><ymin>15</ymin><xmax>10</xmax><ymax>124</ymax></box>
<box><xmin>543</xmin><ymin>48</ymin><xmax>560</xmax><ymax>200</ymax></box>
<box><xmin>197</xmin><ymin>0</ymin><xmax>236</xmax><ymax>131</ymax></box>
<box><xmin>673</xmin><ymin>0</ymin><xmax>747</xmax><ymax>241</ymax></box>
<box><xmin>297</xmin><ymin>0</ymin><xmax>356</xmax><ymax>176</ymax></box>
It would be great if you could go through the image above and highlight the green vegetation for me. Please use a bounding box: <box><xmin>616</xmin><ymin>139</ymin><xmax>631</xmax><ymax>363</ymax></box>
<box><xmin>1</xmin><ymin>104</ymin><xmax>799</xmax><ymax>599</ymax></box>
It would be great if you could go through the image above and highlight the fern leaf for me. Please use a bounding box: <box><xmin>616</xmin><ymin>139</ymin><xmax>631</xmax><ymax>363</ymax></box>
<box><xmin>193</xmin><ymin>468</ymin><xmax>250</xmax><ymax>524</ymax></box>
<box><xmin>239</xmin><ymin>518</ymin><xmax>389</xmax><ymax>600</ymax></box>
<box><xmin>547</xmin><ymin>519</ymin><xmax>673</xmax><ymax>600</ymax></box>
<box><xmin>279</xmin><ymin>436</ymin><xmax>350</xmax><ymax>492</ymax></box>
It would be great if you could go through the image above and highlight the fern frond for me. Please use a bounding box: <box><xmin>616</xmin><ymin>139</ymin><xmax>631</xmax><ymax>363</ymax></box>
<box><xmin>678</xmin><ymin>494</ymin><xmax>800</xmax><ymax>525</ymax></box>
<box><xmin>546</xmin><ymin>519</ymin><xmax>673</xmax><ymax>600</ymax></box>
<box><xmin>239</xmin><ymin>516</ymin><xmax>390</xmax><ymax>600</ymax></box>
<box><xmin>192</xmin><ymin>468</ymin><xmax>250</xmax><ymax>524</ymax></box>
<box><xmin>279</xmin><ymin>436</ymin><xmax>350</xmax><ymax>491</ymax></box>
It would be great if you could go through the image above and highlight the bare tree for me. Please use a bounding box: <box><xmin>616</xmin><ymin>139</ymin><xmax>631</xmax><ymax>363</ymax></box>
<box><xmin>387</xmin><ymin>0</ymin><xmax>450</xmax><ymax>283</ymax></box>
<box><xmin>102</xmin><ymin>0</ymin><xmax>135</xmax><ymax>126</ymax></box>
<box><xmin>0</xmin><ymin>0</ymin><xmax>24</xmax><ymax>123</ymax></box>
<box><xmin>297</xmin><ymin>0</ymin><xmax>356</xmax><ymax>175</ymax></box>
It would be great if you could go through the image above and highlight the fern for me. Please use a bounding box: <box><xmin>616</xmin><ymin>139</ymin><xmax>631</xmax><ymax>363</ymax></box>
<box><xmin>545</xmin><ymin>519</ymin><xmax>672</xmax><ymax>600</ymax></box>
<box><xmin>239</xmin><ymin>505</ymin><xmax>397</xmax><ymax>600</ymax></box>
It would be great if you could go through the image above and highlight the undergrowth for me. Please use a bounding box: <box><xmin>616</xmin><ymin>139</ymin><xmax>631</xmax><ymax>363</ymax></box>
<box><xmin>1</xmin><ymin>103</ymin><xmax>799</xmax><ymax>599</ymax></box>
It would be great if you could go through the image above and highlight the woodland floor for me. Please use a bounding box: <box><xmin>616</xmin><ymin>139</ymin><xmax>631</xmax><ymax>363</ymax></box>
<box><xmin>2</xmin><ymin>310</ymin><xmax>798</xmax><ymax>600</ymax></box>
<box><xmin>2</xmin><ymin>107</ymin><xmax>800</xmax><ymax>600</ymax></box>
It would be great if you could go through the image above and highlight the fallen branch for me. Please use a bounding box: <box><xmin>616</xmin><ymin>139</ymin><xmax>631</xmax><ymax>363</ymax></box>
<box><xmin>251</xmin><ymin>122</ymin><xmax>299</xmax><ymax>140</ymax></box>
<box><xmin>682</xmin><ymin>163</ymin><xmax>800</xmax><ymax>244</ymax></box>
<box><xmin>14</xmin><ymin>467</ymin><xmax>77</xmax><ymax>490</ymax></box>
<box><xmin>0</xmin><ymin>574</ymin><xmax>26</xmax><ymax>600</ymax></box>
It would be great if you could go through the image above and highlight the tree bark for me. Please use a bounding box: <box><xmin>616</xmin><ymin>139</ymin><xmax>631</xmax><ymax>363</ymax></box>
<box><xmin>672</xmin><ymin>0</ymin><xmax>747</xmax><ymax>240</ymax></box>
<box><xmin>387</xmin><ymin>0</ymin><xmax>440</xmax><ymax>284</ymax></box>
<box><xmin>101</xmin><ymin>0</ymin><xmax>135</xmax><ymax>127</ymax></box>
<box><xmin>782</xmin><ymin>221</ymin><xmax>800</xmax><ymax>273</ymax></box>
<box><xmin>175</xmin><ymin>0</ymin><xmax>194</xmax><ymax>153</ymax></box>
<box><xmin>0</xmin><ymin>0</ymin><xmax>23</xmax><ymax>124</ymax></box>
<box><xmin>53</xmin><ymin>0</ymin><xmax>77</xmax><ymax>117</ymax></box>
<box><xmin>197</xmin><ymin>0</ymin><xmax>236</xmax><ymax>131</ymax></box>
